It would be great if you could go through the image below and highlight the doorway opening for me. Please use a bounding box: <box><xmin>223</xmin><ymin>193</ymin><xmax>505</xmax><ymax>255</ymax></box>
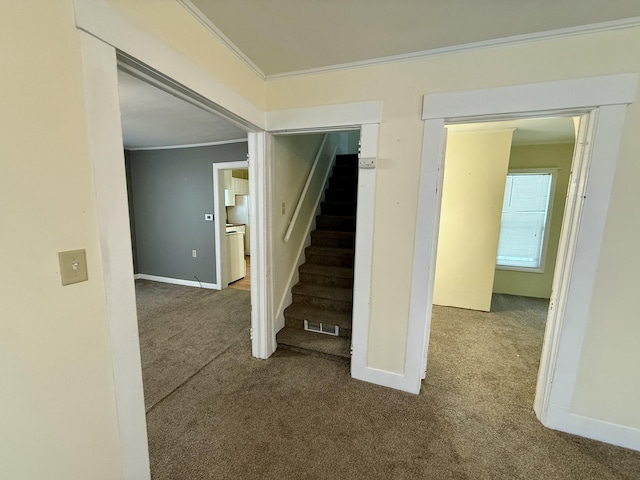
<box><xmin>428</xmin><ymin>115</ymin><xmax>577</xmax><ymax>423</ymax></box>
<box><xmin>410</xmin><ymin>74</ymin><xmax>636</xmax><ymax>447</ymax></box>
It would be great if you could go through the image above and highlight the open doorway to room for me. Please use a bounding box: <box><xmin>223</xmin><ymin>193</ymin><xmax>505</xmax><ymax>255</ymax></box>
<box><xmin>427</xmin><ymin>116</ymin><xmax>576</xmax><ymax>426</ymax></box>
<box><xmin>116</xmin><ymin>63</ymin><xmax>257</xmax><ymax>466</ymax></box>
<box><xmin>409</xmin><ymin>75</ymin><xmax>636</xmax><ymax>446</ymax></box>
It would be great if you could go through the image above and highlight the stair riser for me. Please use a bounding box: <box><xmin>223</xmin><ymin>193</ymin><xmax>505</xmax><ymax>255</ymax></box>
<box><xmin>329</xmin><ymin>177</ymin><xmax>357</xmax><ymax>190</ymax></box>
<box><xmin>316</xmin><ymin>216</ymin><xmax>356</xmax><ymax>232</ymax></box>
<box><xmin>310</xmin><ymin>231</ymin><xmax>355</xmax><ymax>248</ymax></box>
<box><xmin>292</xmin><ymin>293</ymin><xmax>352</xmax><ymax>312</ymax></box>
<box><xmin>299</xmin><ymin>272</ymin><xmax>353</xmax><ymax>288</ymax></box>
<box><xmin>311</xmin><ymin>236</ymin><xmax>355</xmax><ymax>249</ymax></box>
<box><xmin>321</xmin><ymin>202</ymin><xmax>356</xmax><ymax>216</ymax></box>
<box><xmin>305</xmin><ymin>253</ymin><xmax>353</xmax><ymax>267</ymax></box>
<box><xmin>284</xmin><ymin>317</ymin><xmax>351</xmax><ymax>338</ymax></box>
<box><xmin>332</xmin><ymin>165</ymin><xmax>358</xmax><ymax>178</ymax></box>
<box><xmin>325</xmin><ymin>190</ymin><xmax>357</xmax><ymax>203</ymax></box>
<box><xmin>336</xmin><ymin>155</ymin><xmax>358</xmax><ymax>167</ymax></box>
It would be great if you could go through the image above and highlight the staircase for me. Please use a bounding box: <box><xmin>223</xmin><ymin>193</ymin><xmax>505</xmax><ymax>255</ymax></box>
<box><xmin>277</xmin><ymin>154</ymin><xmax>358</xmax><ymax>363</ymax></box>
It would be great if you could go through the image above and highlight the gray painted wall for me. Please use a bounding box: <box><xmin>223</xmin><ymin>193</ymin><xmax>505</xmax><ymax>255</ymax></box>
<box><xmin>127</xmin><ymin>142</ymin><xmax>248</xmax><ymax>284</ymax></box>
<box><xmin>124</xmin><ymin>150</ymin><xmax>138</xmax><ymax>274</ymax></box>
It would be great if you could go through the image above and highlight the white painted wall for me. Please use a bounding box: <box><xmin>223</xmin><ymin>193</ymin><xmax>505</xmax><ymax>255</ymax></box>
<box><xmin>433</xmin><ymin>130</ymin><xmax>513</xmax><ymax>311</ymax></box>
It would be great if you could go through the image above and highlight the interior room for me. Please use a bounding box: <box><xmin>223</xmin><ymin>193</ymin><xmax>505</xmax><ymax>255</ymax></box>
<box><xmin>5</xmin><ymin>2</ymin><xmax>640</xmax><ymax>479</ymax></box>
<box><xmin>430</xmin><ymin>116</ymin><xmax>576</xmax><ymax>414</ymax></box>
<box><xmin>117</xmin><ymin>67</ymin><xmax>255</xmax><ymax>445</ymax></box>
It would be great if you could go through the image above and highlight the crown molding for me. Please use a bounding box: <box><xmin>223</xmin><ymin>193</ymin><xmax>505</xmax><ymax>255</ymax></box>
<box><xmin>125</xmin><ymin>138</ymin><xmax>247</xmax><ymax>151</ymax></box>
<box><xmin>177</xmin><ymin>0</ymin><xmax>266</xmax><ymax>80</ymax></box>
<box><xmin>267</xmin><ymin>16</ymin><xmax>640</xmax><ymax>80</ymax></box>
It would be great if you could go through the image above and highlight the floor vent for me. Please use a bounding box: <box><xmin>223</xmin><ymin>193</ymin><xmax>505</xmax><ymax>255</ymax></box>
<box><xmin>304</xmin><ymin>319</ymin><xmax>339</xmax><ymax>336</ymax></box>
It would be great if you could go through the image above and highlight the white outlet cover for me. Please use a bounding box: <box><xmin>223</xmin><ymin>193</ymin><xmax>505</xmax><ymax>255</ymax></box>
<box><xmin>204</xmin><ymin>214</ymin><xmax>213</xmax><ymax>221</ymax></box>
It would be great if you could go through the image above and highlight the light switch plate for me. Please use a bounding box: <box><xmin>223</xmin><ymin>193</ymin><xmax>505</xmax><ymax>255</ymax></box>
<box><xmin>58</xmin><ymin>249</ymin><xmax>88</xmax><ymax>286</ymax></box>
<box><xmin>204</xmin><ymin>214</ymin><xmax>213</xmax><ymax>221</ymax></box>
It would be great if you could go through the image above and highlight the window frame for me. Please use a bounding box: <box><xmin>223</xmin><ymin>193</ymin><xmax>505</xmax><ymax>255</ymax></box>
<box><xmin>496</xmin><ymin>167</ymin><xmax>558</xmax><ymax>274</ymax></box>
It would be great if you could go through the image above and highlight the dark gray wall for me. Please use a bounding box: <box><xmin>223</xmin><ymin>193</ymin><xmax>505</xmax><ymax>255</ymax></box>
<box><xmin>127</xmin><ymin>142</ymin><xmax>247</xmax><ymax>284</ymax></box>
<box><xmin>124</xmin><ymin>150</ymin><xmax>138</xmax><ymax>274</ymax></box>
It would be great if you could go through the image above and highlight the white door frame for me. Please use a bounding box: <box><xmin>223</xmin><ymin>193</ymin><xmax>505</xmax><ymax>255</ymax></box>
<box><xmin>75</xmin><ymin>1</ymin><xmax>274</xmax><ymax>478</ymax></box>
<box><xmin>409</xmin><ymin>74</ymin><xmax>637</xmax><ymax>449</ymax></box>
<box><xmin>213</xmin><ymin>161</ymin><xmax>249</xmax><ymax>290</ymax></box>
<box><xmin>265</xmin><ymin>103</ymin><xmax>391</xmax><ymax>388</ymax></box>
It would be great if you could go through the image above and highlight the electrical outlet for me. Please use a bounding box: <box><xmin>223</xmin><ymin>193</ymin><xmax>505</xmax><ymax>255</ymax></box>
<box><xmin>192</xmin><ymin>250</ymin><xmax>197</xmax><ymax>258</ymax></box>
<box><xmin>281</xmin><ymin>202</ymin><xmax>286</xmax><ymax>215</ymax></box>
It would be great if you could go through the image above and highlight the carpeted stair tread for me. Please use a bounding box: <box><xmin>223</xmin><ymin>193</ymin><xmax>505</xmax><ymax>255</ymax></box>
<box><xmin>284</xmin><ymin>303</ymin><xmax>352</xmax><ymax>330</ymax></box>
<box><xmin>316</xmin><ymin>214</ymin><xmax>356</xmax><ymax>232</ymax></box>
<box><xmin>298</xmin><ymin>263</ymin><xmax>353</xmax><ymax>279</ymax></box>
<box><xmin>320</xmin><ymin>201</ymin><xmax>356</xmax><ymax>216</ymax></box>
<box><xmin>332</xmin><ymin>165</ymin><xmax>358</xmax><ymax>178</ymax></box>
<box><xmin>325</xmin><ymin>188</ymin><xmax>357</xmax><ymax>202</ymax></box>
<box><xmin>292</xmin><ymin>282</ymin><xmax>353</xmax><ymax>302</ymax></box>
<box><xmin>311</xmin><ymin>230</ymin><xmax>355</xmax><ymax>241</ymax></box>
<box><xmin>304</xmin><ymin>246</ymin><xmax>355</xmax><ymax>268</ymax></box>
<box><xmin>335</xmin><ymin>153</ymin><xmax>359</xmax><ymax>165</ymax></box>
<box><xmin>276</xmin><ymin>326</ymin><xmax>350</xmax><ymax>362</ymax></box>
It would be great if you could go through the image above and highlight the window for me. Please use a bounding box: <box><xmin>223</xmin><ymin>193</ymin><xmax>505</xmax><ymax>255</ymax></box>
<box><xmin>496</xmin><ymin>170</ymin><xmax>555</xmax><ymax>271</ymax></box>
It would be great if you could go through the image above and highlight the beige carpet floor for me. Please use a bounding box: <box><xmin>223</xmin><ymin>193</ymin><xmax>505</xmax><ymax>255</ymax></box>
<box><xmin>135</xmin><ymin>281</ymin><xmax>640</xmax><ymax>479</ymax></box>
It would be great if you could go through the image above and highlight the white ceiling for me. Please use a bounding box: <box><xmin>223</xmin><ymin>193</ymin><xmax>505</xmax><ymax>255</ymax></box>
<box><xmin>118</xmin><ymin>70</ymin><xmax>247</xmax><ymax>149</ymax></box>
<box><xmin>447</xmin><ymin>117</ymin><xmax>576</xmax><ymax>145</ymax></box>
<box><xmin>187</xmin><ymin>0</ymin><xmax>640</xmax><ymax>76</ymax></box>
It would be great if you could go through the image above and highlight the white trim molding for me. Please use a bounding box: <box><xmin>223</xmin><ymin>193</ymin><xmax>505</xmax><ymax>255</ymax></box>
<box><xmin>544</xmin><ymin>404</ymin><xmax>640</xmax><ymax>452</ymax></box>
<box><xmin>74</xmin><ymin>0</ymin><xmax>265</xmax><ymax>130</ymax></box>
<box><xmin>176</xmin><ymin>0</ymin><xmax>266</xmax><ymax>80</ymax></box>
<box><xmin>422</xmin><ymin>74</ymin><xmax>638</xmax><ymax>121</ymax></box>
<box><xmin>78</xmin><ymin>31</ymin><xmax>151</xmax><ymax>480</ymax></box>
<box><xmin>126</xmin><ymin>138</ymin><xmax>247</xmax><ymax>151</ymax></box>
<box><xmin>266</xmin><ymin>101</ymin><xmax>382</xmax><ymax>132</ymax></box>
<box><xmin>412</xmin><ymin>74</ymin><xmax>638</xmax><ymax>449</ymax></box>
<box><xmin>213</xmin><ymin>160</ymin><xmax>249</xmax><ymax>291</ymax></box>
<box><xmin>268</xmin><ymin>17</ymin><xmax>640</xmax><ymax>80</ymax></box>
<box><xmin>135</xmin><ymin>274</ymin><xmax>217</xmax><ymax>290</ymax></box>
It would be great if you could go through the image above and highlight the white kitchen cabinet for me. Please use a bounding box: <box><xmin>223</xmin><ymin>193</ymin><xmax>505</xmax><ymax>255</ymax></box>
<box><xmin>223</xmin><ymin>170</ymin><xmax>236</xmax><ymax>206</ymax></box>
<box><xmin>232</xmin><ymin>177</ymin><xmax>249</xmax><ymax>195</ymax></box>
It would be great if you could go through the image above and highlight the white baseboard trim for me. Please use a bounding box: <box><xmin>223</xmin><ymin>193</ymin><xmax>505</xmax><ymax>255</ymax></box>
<box><xmin>544</xmin><ymin>403</ymin><xmax>640</xmax><ymax>452</ymax></box>
<box><xmin>135</xmin><ymin>273</ymin><xmax>220</xmax><ymax>290</ymax></box>
<box><xmin>351</xmin><ymin>365</ymin><xmax>420</xmax><ymax>394</ymax></box>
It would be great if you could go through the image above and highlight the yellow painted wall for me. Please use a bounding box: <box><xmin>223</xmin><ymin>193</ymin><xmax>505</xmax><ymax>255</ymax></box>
<box><xmin>3</xmin><ymin>3</ymin><xmax>640</xmax><ymax>476</ymax></box>
<box><xmin>272</xmin><ymin>134</ymin><xmax>325</xmax><ymax>306</ymax></box>
<box><xmin>266</xmin><ymin>27</ymin><xmax>640</xmax><ymax>427</ymax></box>
<box><xmin>433</xmin><ymin>130</ymin><xmax>513</xmax><ymax>311</ymax></box>
<box><xmin>0</xmin><ymin>2</ymin><xmax>122</xmax><ymax>478</ymax></box>
<box><xmin>493</xmin><ymin>143</ymin><xmax>575</xmax><ymax>298</ymax></box>
<box><xmin>106</xmin><ymin>0</ymin><xmax>265</xmax><ymax>109</ymax></box>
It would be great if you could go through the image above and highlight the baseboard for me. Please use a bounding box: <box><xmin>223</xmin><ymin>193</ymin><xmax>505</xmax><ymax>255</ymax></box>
<box><xmin>135</xmin><ymin>273</ymin><xmax>220</xmax><ymax>290</ymax></box>
<box><xmin>351</xmin><ymin>364</ymin><xmax>420</xmax><ymax>394</ymax></box>
<box><xmin>544</xmin><ymin>403</ymin><xmax>640</xmax><ymax>452</ymax></box>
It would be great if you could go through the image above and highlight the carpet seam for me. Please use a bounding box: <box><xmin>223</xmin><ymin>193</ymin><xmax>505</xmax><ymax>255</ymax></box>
<box><xmin>145</xmin><ymin>343</ymin><xmax>236</xmax><ymax>414</ymax></box>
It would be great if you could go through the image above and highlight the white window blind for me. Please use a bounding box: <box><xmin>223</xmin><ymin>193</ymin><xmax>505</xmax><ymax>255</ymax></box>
<box><xmin>496</xmin><ymin>172</ymin><xmax>553</xmax><ymax>270</ymax></box>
